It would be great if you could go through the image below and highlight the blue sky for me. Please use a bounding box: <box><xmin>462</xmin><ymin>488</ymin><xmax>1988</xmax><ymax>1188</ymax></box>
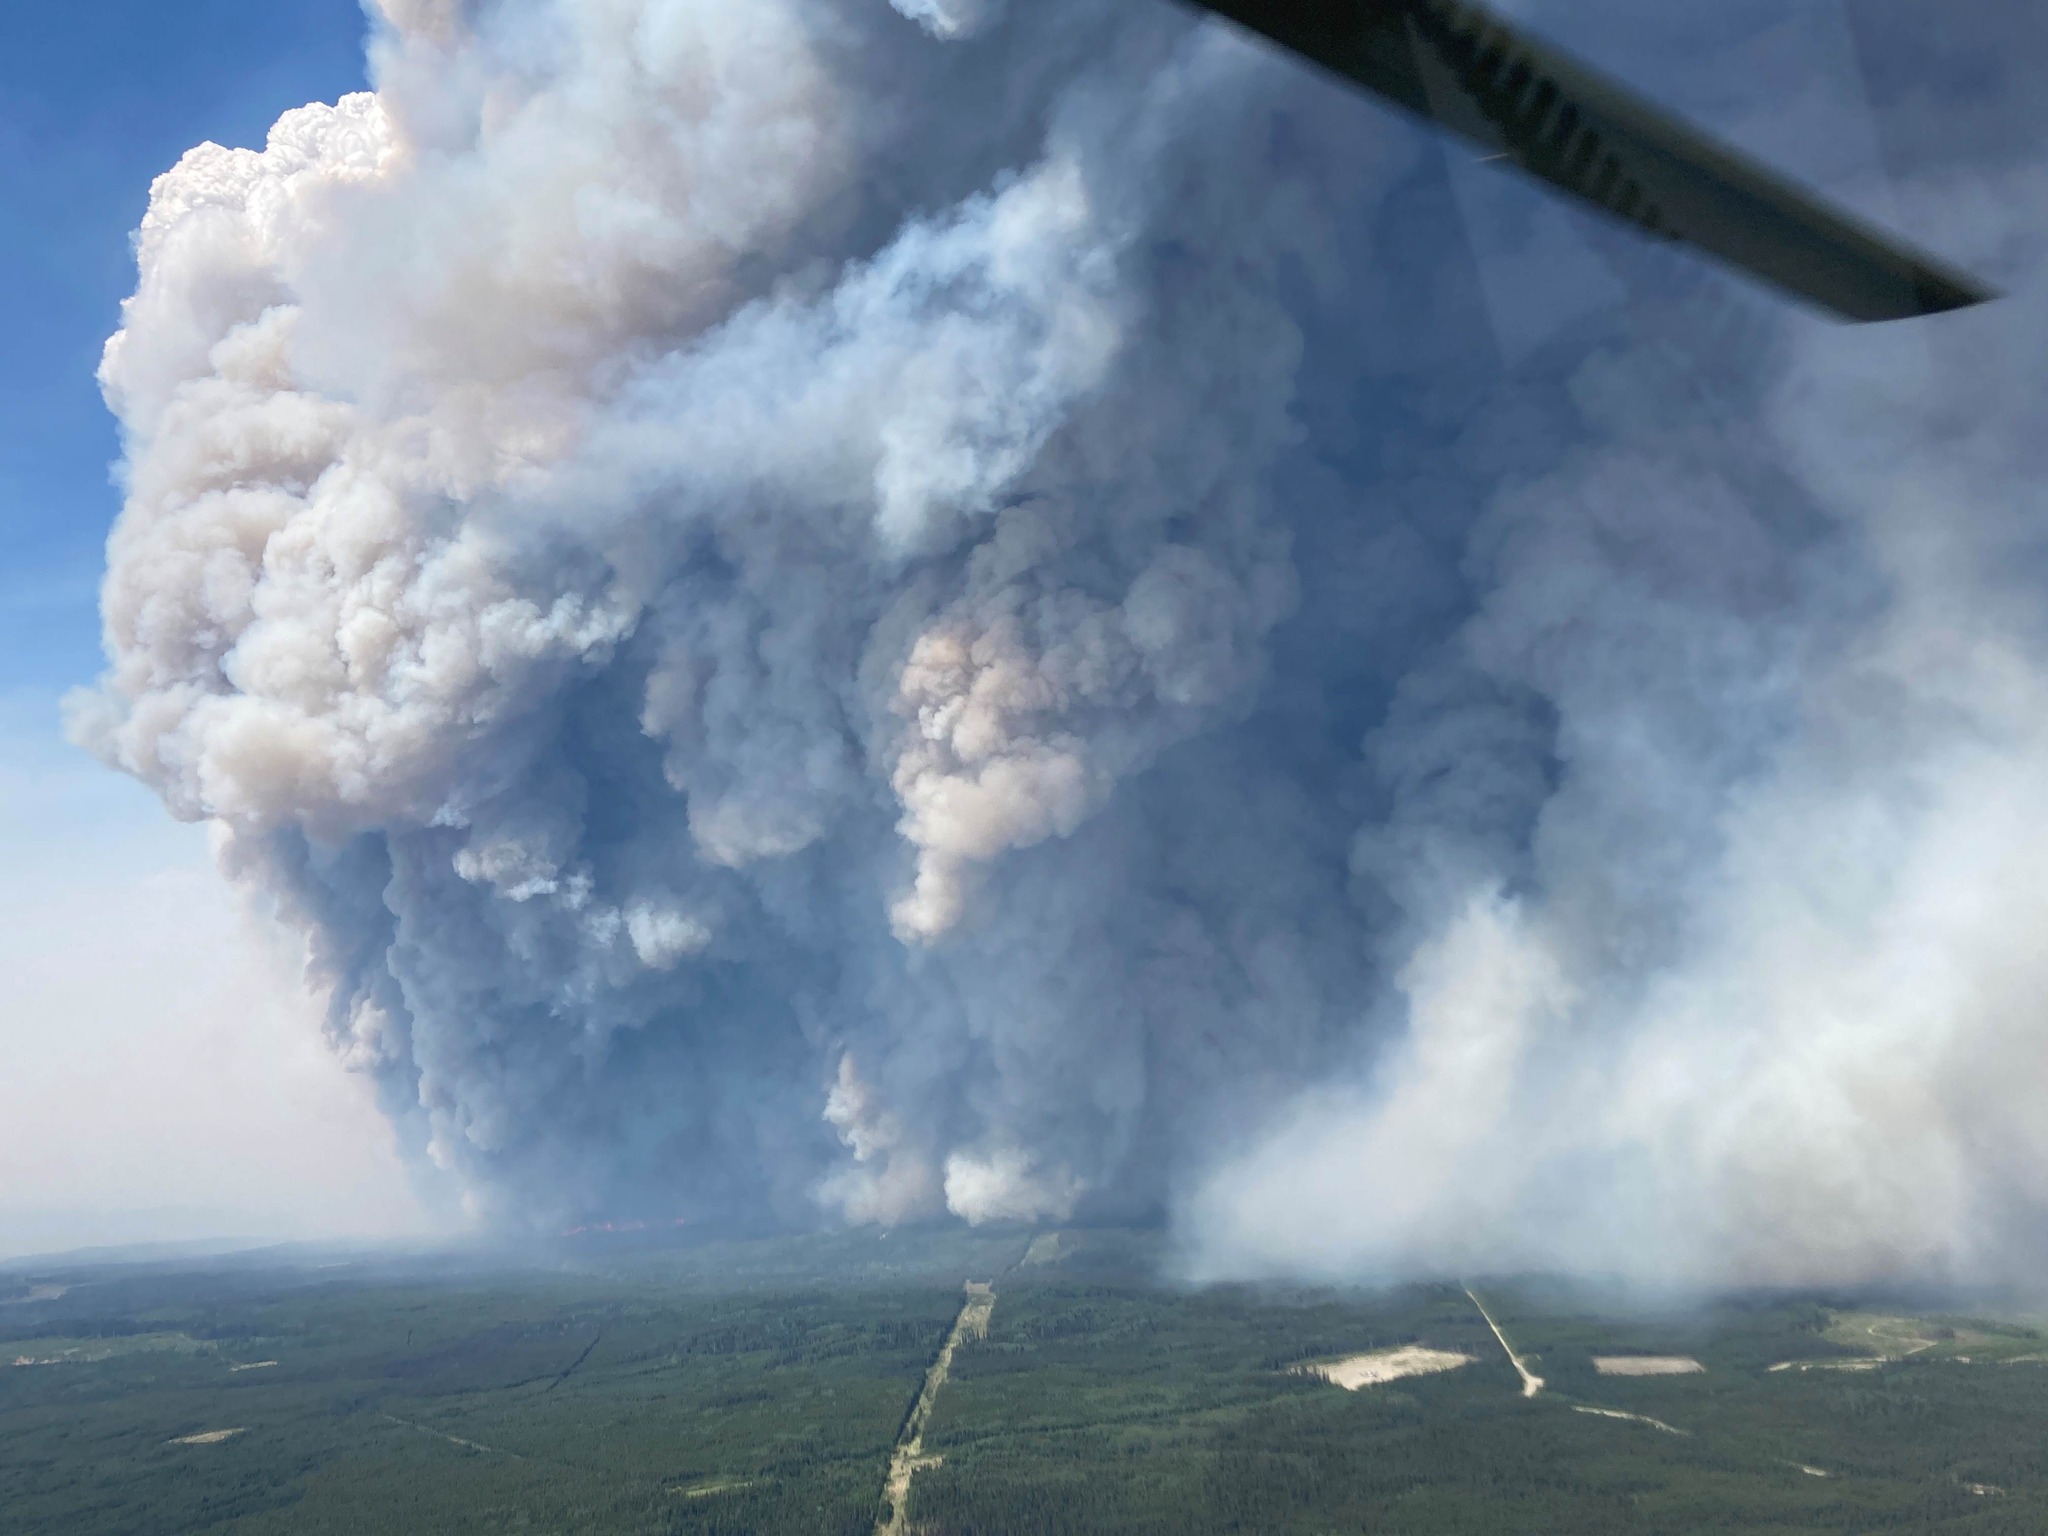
<box><xmin>0</xmin><ymin>1</ymin><xmax>429</xmax><ymax>1260</ymax></box>
<box><xmin>1</xmin><ymin>1</ymin><xmax>367</xmax><ymax>693</ymax></box>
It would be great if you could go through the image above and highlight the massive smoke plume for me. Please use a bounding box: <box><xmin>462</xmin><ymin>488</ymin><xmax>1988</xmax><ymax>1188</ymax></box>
<box><xmin>79</xmin><ymin>0</ymin><xmax>2048</xmax><ymax>1288</ymax></box>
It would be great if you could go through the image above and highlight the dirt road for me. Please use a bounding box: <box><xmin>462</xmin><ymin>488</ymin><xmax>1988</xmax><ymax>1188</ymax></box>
<box><xmin>876</xmin><ymin>1281</ymin><xmax>995</xmax><ymax>1536</ymax></box>
<box><xmin>1466</xmin><ymin>1287</ymin><xmax>1544</xmax><ymax>1398</ymax></box>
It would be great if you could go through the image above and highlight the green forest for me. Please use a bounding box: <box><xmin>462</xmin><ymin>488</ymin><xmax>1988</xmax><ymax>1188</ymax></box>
<box><xmin>4</xmin><ymin>1229</ymin><xmax>2047</xmax><ymax>1534</ymax></box>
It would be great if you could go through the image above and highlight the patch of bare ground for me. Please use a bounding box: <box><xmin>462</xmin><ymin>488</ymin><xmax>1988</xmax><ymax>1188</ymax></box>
<box><xmin>229</xmin><ymin>1361</ymin><xmax>279</xmax><ymax>1372</ymax></box>
<box><xmin>168</xmin><ymin>1429</ymin><xmax>245</xmax><ymax>1446</ymax></box>
<box><xmin>1</xmin><ymin>1285</ymin><xmax>70</xmax><ymax>1306</ymax></box>
<box><xmin>877</xmin><ymin>1281</ymin><xmax>995</xmax><ymax>1536</ymax></box>
<box><xmin>1297</xmin><ymin>1347</ymin><xmax>1473</xmax><ymax>1391</ymax></box>
<box><xmin>1593</xmin><ymin>1356</ymin><xmax>1703</xmax><ymax>1377</ymax></box>
<box><xmin>1769</xmin><ymin>1358</ymin><xmax>1884</xmax><ymax>1374</ymax></box>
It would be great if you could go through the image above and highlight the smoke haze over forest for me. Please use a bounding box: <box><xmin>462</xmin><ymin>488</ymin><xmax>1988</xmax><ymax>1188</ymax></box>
<box><xmin>75</xmin><ymin>0</ymin><xmax>2048</xmax><ymax>1288</ymax></box>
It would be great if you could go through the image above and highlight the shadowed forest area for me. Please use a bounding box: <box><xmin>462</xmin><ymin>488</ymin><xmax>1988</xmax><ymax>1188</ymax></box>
<box><xmin>5</xmin><ymin>1229</ymin><xmax>2048</xmax><ymax>1534</ymax></box>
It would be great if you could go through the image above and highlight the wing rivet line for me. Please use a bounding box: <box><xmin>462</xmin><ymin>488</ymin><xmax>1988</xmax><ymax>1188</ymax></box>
<box><xmin>1179</xmin><ymin>0</ymin><xmax>1996</xmax><ymax>318</ymax></box>
<box><xmin>1412</xmin><ymin>0</ymin><xmax>1677</xmax><ymax>243</ymax></box>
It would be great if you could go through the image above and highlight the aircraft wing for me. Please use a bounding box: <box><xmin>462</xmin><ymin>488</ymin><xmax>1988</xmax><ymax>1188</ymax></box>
<box><xmin>1184</xmin><ymin>0</ymin><xmax>1996</xmax><ymax>322</ymax></box>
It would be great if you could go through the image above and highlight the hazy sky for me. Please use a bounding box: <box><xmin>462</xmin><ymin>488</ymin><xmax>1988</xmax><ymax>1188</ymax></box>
<box><xmin>0</xmin><ymin>1</ymin><xmax>433</xmax><ymax>1261</ymax></box>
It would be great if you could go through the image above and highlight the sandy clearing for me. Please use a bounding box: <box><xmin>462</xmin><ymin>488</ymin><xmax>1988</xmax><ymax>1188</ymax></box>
<box><xmin>1</xmin><ymin>1285</ymin><xmax>70</xmax><ymax>1306</ymax></box>
<box><xmin>1964</xmin><ymin>1482</ymin><xmax>2005</xmax><ymax>1497</ymax></box>
<box><xmin>1298</xmin><ymin>1347</ymin><xmax>1474</xmax><ymax>1391</ymax></box>
<box><xmin>1574</xmin><ymin>1406</ymin><xmax>1688</xmax><ymax>1436</ymax></box>
<box><xmin>1466</xmin><ymin>1288</ymin><xmax>1543</xmax><ymax>1398</ymax></box>
<box><xmin>1794</xmin><ymin>1464</ymin><xmax>1829</xmax><ymax>1478</ymax></box>
<box><xmin>168</xmin><ymin>1429</ymin><xmax>245</xmax><ymax>1446</ymax></box>
<box><xmin>230</xmin><ymin>1361</ymin><xmax>279</xmax><ymax>1372</ymax></box>
<box><xmin>1769</xmin><ymin>1358</ymin><xmax>1884</xmax><ymax>1374</ymax></box>
<box><xmin>877</xmin><ymin>1281</ymin><xmax>994</xmax><ymax>1536</ymax></box>
<box><xmin>1593</xmin><ymin>1356</ymin><xmax>1703</xmax><ymax>1377</ymax></box>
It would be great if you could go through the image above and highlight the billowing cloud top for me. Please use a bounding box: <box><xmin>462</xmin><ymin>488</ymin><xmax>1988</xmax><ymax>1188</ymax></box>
<box><xmin>80</xmin><ymin>0</ymin><xmax>2048</xmax><ymax>1288</ymax></box>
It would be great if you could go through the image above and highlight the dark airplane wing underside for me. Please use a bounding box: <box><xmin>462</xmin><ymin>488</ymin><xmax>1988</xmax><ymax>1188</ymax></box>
<box><xmin>1185</xmin><ymin>0</ymin><xmax>1996</xmax><ymax>322</ymax></box>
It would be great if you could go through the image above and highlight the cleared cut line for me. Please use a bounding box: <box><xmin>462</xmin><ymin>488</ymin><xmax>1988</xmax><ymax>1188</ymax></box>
<box><xmin>168</xmin><ymin>1428</ymin><xmax>245</xmax><ymax>1446</ymax></box>
<box><xmin>381</xmin><ymin>1413</ymin><xmax>523</xmax><ymax>1460</ymax></box>
<box><xmin>1466</xmin><ymin>1287</ymin><xmax>1543</xmax><ymax>1398</ymax></box>
<box><xmin>670</xmin><ymin>1479</ymin><xmax>754</xmax><ymax>1500</ymax></box>
<box><xmin>1020</xmin><ymin>1233</ymin><xmax>1067</xmax><ymax>1266</ymax></box>
<box><xmin>877</xmin><ymin>1281</ymin><xmax>994</xmax><ymax>1536</ymax></box>
<box><xmin>1575</xmin><ymin>1405</ymin><xmax>1687</xmax><ymax>1436</ymax></box>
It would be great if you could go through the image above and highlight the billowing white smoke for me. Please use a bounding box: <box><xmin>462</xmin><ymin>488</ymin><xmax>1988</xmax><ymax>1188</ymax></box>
<box><xmin>80</xmin><ymin>0</ymin><xmax>2048</xmax><ymax>1286</ymax></box>
<box><xmin>890</xmin><ymin>0</ymin><xmax>1004</xmax><ymax>41</ymax></box>
<box><xmin>1180</xmin><ymin>2</ymin><xmax>2048</xmax><ymax>1290</ymax></box>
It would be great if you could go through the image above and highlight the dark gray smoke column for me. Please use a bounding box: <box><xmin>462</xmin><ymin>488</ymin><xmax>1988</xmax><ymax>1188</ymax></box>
<box><xmin>79</xmin><ymin>0</ymin><xmax>2048</xmax><ymax>1286</ymax></box>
